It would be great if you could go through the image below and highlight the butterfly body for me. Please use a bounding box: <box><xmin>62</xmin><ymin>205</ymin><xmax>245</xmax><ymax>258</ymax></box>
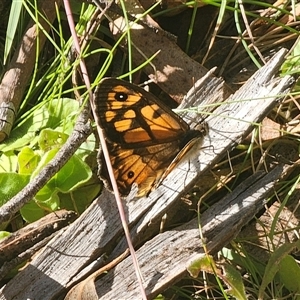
<box><xmin>93</xmin><ymin>78</ymin><xmax>205</xmax><ymax>197</ymax></box>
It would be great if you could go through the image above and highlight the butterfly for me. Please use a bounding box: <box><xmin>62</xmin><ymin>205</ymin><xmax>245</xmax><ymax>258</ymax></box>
<box><xmin>92</xmin><ymin>78</ymin><xmax>206</xmax><ymax>197</ymax></box>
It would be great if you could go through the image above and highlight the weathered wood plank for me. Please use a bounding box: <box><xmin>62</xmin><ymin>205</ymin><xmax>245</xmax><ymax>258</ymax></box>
<box><xmin>95</xmin><ymin>164</ymin><xmax>292</xmax><ymax>299</ymax></box>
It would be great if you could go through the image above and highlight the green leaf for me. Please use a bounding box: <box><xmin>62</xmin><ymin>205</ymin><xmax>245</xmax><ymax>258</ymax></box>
<box><xmin>46</xmin><ymin>98</ymin><xmax>79</xmax><ymax>131</ymax></box>
<box><xmin>259</xmin><ymin>240</ymin><xmax>300</xmax><ymax>298</ymax></box>
<box><xmin>33</xmin><ymin>148</ymin><xmax>92</xmax><ymax>209</ymax></box>
<box><xmin>0</xmin><ymin>106</ymin><xmax>49</xmax><ymax>152</ymax></box>
<box><xmin>38</xmin><ymin>129</ymin><xmax>69</xmax><ymax>152</ymax></box>
<box><xmin>36</xmin><ymin>182</ymin><xmax>56</xmax><ymax>201</ymax></box>
<box><xmin>281</xmin><ymin>39</ymin><xmax>300</xmax><ymax>76</ymax></box>
<box><xmin>59</xmin><ymin>180</ymin><xmax>100</xmax><ymax>214</ymax></box>
<box><xmin>31</xmin><ymin>148</ymin><xmax>58</xmax><ymax>179</ymax></box>
<box><xmin>0</xmin><ymin>151</ymin><xmax>18</xmax><ymax>172</ymax></box>
<box><xmin>187</xmin><ymin>255</ymin><xmax>217</xmax><ymax>278</ymax></box>
<box><xmin>38</xmin><ymin>192</ymin><xmax>61</xmax><ymax>212</ymax></box>
<box><xmin>20</xmin><ymin>201</ymin><xmax>47</xmax><ymax>223</ymax></box>
<box><xmin>223</xmin><ymin>264</ymin><xmax>247</xmax><ymax>300</ymax></box>
<box><xmin>0</xmin><ymin>98</ymin><xmax>79</xmax><ymax>153</ymax></box>
<box><xmin>0</xmin><ymin>231</ymin><xmax>11</xmax><ymax>240</ymax></box>
<box><xmin>18</xmin><ymin>147</ymin><xmax>40</xmax><ymax>175</ymax></box>
<box><xmin>0</xmin><ymin>173</ymin><xmax>30</xmax><ymax>206</ymax></box>
<box><xmin>278</xmin><ymin>255</ymin><xmax>300</xmax><ymax>293</ymax></box>
<box><xmin>75</xmin><ymin>132</ymin><xmax>96</xmax><ymax>160</ymax></box>
<box><xmin>50</xmin><ymin>154</ymin><xmax>92</xmax><ymax>192</ymax></box>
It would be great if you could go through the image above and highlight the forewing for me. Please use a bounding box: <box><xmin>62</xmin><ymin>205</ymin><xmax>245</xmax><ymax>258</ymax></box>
<box><xmin>93</xmin><ymin>78</ymin><xmax>190</xmax><ymax>148</ymax></box>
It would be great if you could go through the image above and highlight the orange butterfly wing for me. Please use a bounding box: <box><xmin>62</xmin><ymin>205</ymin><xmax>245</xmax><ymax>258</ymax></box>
<box><xmin>93</xmin><ymin>78</ymin><xmax>204</xmax><ymax>197</ymax></box>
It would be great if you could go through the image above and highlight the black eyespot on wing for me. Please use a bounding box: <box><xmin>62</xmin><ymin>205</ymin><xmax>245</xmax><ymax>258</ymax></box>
<box><xmin>115</xmin><ymin>92</ymin><xmax>128</xmax><ymax>102</ymax></box>
<box><xmin>127</xmin><ymin>170</ymin><xmax>134</xmax><ymax>179</ymax></box>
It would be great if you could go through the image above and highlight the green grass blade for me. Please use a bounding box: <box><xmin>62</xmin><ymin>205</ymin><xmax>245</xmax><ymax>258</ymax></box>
<box><xmin>4</xmin><ymin>0</ymin><xmax>23</xmax><ymax>65</ymax></box>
